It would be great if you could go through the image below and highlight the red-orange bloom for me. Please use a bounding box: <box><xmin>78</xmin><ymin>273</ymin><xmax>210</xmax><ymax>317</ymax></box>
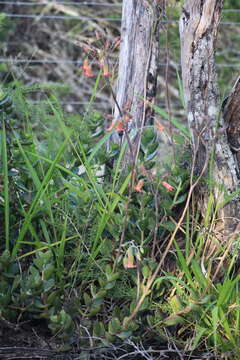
<box><xmin>115</xmin><ymin>121</ymin><xmax>124</xmax><ymax>132</ymax></box>
<box><xmin>123</xmin><ymin>249</ymin><xmax>137</xmax><ymax>269</ymax></box>
<box><xmin>103</xmin><ymin>70</ymin><xmax>111</xmax><ymax>77</ymax></box>
<box><xmin>106</xmin><ymin>120</ymin><xmax>124</xmax><ymax>132</ymax></box>
<box><xmin>103</xmin><ymin>64</ymin><xmax>110</xmax><ymax>77</ymax></box>
<box><xmin>123</xmin><ymin>258</ymin><xmax>137</xmax><ymax>269</ymax></box>
<box><xmin>155</xmin><ymin>121</ymin><xmax>165</xmax><ymax>133</ymax></box>
<box><xmin>134</xmin><ymin>179</ymin><xmax>144</xmax><ymax>193</ymax></box>
<box><xmin>162</xmin><ymin>181</ymin><xmax>174</xmax><ymax>192</ymax></box>
<box><xmin>81</xmin><ymin>59</ymin><xmax>94</xmax><ymax>77</ymax></box>
<box><xmin>84</xmin><ymin>70</ymin><xmax>94</xmax><ymax>77</ymax></box>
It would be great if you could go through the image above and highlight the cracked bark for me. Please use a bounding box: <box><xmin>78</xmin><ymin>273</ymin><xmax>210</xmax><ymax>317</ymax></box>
<box><xmin>223</xmin><ymin>76</ymin><xmax>240</xmax><ymax>168</ymax></box>
<box><xmin>113</xmin><ymin>0</ymin><xmax>165</xmax><ymax>160</ymax></box>
<box><xmin>180</xmin><ymin>0</ymin><xmax>240</xmax><ymax>238</ymax></box>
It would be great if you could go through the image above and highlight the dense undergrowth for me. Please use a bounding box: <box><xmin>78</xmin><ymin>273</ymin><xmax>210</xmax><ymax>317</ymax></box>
<box><xmin>0</xmin><ymin>1</ymin><xmax>240</xmax><ymax>359</ymax></box>
<box><xmin>1</xmin><ymin>0</ymin><xmax>240</xmax><ymax>115</ymax></box>
<box><xmin>0</xmin><ymin>80</ymin><xmax>240</xmax><ymax>359</ymax></box>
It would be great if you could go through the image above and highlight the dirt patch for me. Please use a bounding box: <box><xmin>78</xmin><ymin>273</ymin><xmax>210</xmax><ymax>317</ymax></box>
<box><xmin>0</xmin><ymin>319</ymin><xmax>74</xmax><ymax>359</ymax></box>
<box><xmin>0</xmin><ymin>320</ymin><xmax>201</xmax><ymax>360</ymax></box>
<box><xmin>0</xmin><ymin>321</ymin><xmax>218</xmax><ymax>360</ymax></box>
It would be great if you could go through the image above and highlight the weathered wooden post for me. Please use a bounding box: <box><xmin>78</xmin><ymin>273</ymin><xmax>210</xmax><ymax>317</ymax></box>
<box><xmin>113</xmin><ymin>0</ymin><xmax>165</xmax><ymax>161</ymax></box>
<box><xmin>179</xmin><ymin>0</ymin><xmax>240</xmax><ymax>240</ymax></box>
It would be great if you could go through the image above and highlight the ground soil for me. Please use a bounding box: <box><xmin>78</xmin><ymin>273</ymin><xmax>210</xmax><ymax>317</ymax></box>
<box><xmin>0</xmin><ymin>319</ymin><xmax>75</xmax><ymax>359</ymax></box>
<box><xmin>0</xmin><ymin>320</ymin><xmax>219</xmax><ymax>360</ymax></box>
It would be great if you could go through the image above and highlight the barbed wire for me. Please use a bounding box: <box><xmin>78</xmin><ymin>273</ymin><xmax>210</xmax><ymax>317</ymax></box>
<box><xmin>223</xmin><ymin>9</ymin><xmax>240</xmax><ymax>12</ymax></box>
<box><xmin>0</xmin><ymin>59</ymin><xmax>90</xmax><ymax>64</ymax></box>
<box><xmin>29</xmin><ymin>100</ymin><xmax>105</xmax><ymax>105</ymax></box>
<box><xmin>2</xmin><ymin>13</ymin><xmax>240</xmax><ymax>25</ymax></box>
<box><xmin>220</xmin><ymin>21</ymin><xmax>240</xmax><ymax>25</ymax></box>
<box><xmin>3</xmin><ymin>13</ymin><xmax>122</xmax><ymax>21</ymax></box>
<box><xmin>0</xmin><ymin>59</ymin><xmax>117</xmax><ymax>64</ymax></box>
<box><xmin>29</xmin><ymin>100</ymin><xmax>183</xmax><ymax>108</ymax></box>
<box><xmin>0</xmin><ymin>1</ymin><xmax>122</xmax><ymax>5</ymax></box>
<box><xmin>1</xmin><ymin>4</ymin><xmax>239</xmax><ymax>114</ymax></box>
<box><xmin>1</xmin><ymin>58</ymin><xmax>239</xmax><ymax>68</ymax></box>
<box><xmin>0</xmin><ymin>1</ymin><xmax>239</xmax><ymax>13</ymax></box>
<box><xmin>215</xmin><ymin>64</ymin><xmax>240</xmax><ymax>68</ymax></box>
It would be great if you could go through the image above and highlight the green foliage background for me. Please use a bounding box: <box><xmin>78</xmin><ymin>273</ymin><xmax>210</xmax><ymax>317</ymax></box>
<box><xmin>0</xmin><ymin>1</ymin><xmax>240</xmax><ymax>358</ymax></box>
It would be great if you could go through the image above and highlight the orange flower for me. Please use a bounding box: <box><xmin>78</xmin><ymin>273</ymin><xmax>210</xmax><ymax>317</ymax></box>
<box><xmin>99</xmin><ymin>58</ymin><xmax>111</xmax><ymax>77</ymax></box>
<box><xmin>84</xmin><ymin>70</ymin><xmax>94</xmax><ymax>77</ymax></box>
<box><xmin>103</xmin><ymin>64</ymin><xmax>110</xmax><ymax>77</ymax></box>
<box><xmin>134</xmin><ymin>179</ymin><xmax>144</xmax><ymax>193</ymax></box>
<box><xmin>123</xmin><ymin>259</ymin><xmax>137</xmax><ymax>269</ymax></box>
<box><xmin>123</xmin><ymin>248</ymin><xmax>137</xmax><ymax>269</ymax></box>
<box><xmin>115</xmin><ymin>121</ymin><xmax>124</xmax><ymax>132</ymax></box>
<box><xmin>155</xmin><ymin>121</ymin><xmax>165</xmax><ymax>133</ymax></box>
<box><xmin>81</xmin><ymin>59</ymin><xmax>94</xmax><ymax>77</ymax></box>
<box><xmin>82</xmin><ymin>59</ymin><xmax>90</xmax><ymax>71</ymax></box>
<box><xmin>107</xmin><ymin>120</ymin><xmax>124</xmax><ymax>132</ymax></box>
<box><xmin>162</xmin><ymin>181</ymin><xmax>174</xmax><ymax>192</ymax></box>
<box><xmin>103</xmin><ymin>70</ymin><xmax>111</xmax><ymax>77</ymax></box>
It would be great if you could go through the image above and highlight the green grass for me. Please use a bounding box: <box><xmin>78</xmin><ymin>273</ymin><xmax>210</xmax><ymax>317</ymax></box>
<box><xmin>0</xmin><ymin>84</ymin><xmax>239</xmax><ymax>358</ymax></box>
<box><xmin>1</xmin><ymin>2</ymin><xmax>240</xmax><ymax>354</ymax></box>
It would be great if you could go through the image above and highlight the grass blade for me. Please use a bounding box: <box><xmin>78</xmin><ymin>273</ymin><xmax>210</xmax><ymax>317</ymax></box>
<box><xmin>12</xmin><ymin>134</ymin><xmax>70</xmax><ymax>257</ymax></box>
<box><xmin>0</xmin><ymin>122</ymin><xmax>10</xmax><ymax>249</ymax></box>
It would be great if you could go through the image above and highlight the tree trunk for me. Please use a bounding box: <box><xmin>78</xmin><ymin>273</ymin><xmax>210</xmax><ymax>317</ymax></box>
<box><xmin>223</xmin><ymin>76</ymin><xmax>240</xmax><ymax>169</ymax></box>
<box><xmin>113</xmin><ymin>0</ymin><xmax>165</xmax><ymax>162</ymax></box>
<box><xmin>179</xmin><ymin>0</ymin><xmax>240</xmax><ymax>239</ymax></box>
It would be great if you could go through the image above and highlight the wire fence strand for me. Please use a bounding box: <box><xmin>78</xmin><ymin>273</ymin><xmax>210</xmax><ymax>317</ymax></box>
<box><xmin>0</xmin><ymin>59</ymin><xmax>116</xmax><ymax>64</ymax></box>
<box><xmin>0</xmin><ymin>1</ymin><xmax>122</xmax><ymax>5</ymax></box>
<box><xmin>2</xmin><ymin>13</ymin><xmax>240</xmax><ymax>25</ymax></box>
<box><xmin>3</xmin><ymin>13</ymin><xmax>122</xmax><ymax>21</ymax></box>
<box><xmin>29</xmin><ymin>100</ymin><xmax>184</xmax><ymax>108</ymax></box>
<box><xmin>0</xmin><ymin>1</ymin><xmax>239</xmax><ymax>12</ymax></box>
<box><xmin>1</xmin><ymin>4</ymin><xmax>239</xmax><ymax>110</ymax></box>
<box><xmin>1</xmin><ymin>58</ymin><xmax>239</xmax><ymax>68</ymax></box>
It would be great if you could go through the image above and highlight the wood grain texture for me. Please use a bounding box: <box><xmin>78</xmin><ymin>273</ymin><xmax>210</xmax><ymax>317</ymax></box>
<box><xmin>223</xmin><ymin>77</ymin><xmax>240</xmax><ymax>154</ymax></box>
<box><xmin>180</xmin><ymin>0</ymin><xmax>240</xmax><ymax>236</ymax></box>
<box><xmin>113</xmin><ymin>0</ymin><xmax>165</xmax><ymax>156</ymax></box>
